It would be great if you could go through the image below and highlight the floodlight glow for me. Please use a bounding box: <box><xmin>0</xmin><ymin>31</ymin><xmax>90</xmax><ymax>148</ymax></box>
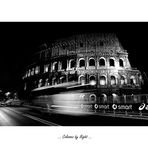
<box><xmin>90</xmin><ymin>80</ymin><xmax>96</xmax><ymax>86</ymax></box>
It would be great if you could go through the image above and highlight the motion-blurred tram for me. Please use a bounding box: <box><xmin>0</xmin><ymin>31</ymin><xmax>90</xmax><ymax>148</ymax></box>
<box><xmin>27</xmin><ymin>80</ymin><xmax>148</xmax><ymax>115</ymax></box>
<box><xmin>29</xmin><ymin>82</ymin><xmax>98</xmax><ymax>115</ymax></box>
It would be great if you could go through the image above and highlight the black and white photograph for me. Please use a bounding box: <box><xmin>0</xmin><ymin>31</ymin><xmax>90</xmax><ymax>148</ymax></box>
<box><xmin>0</xmin><ymin>22</ymin><xmax>148</xmax><ymax>126</ymax></box>
<box><xmin>0</xmin><ymin>1</ymin><xmax>148</xmax><ymax>148</ymax></box>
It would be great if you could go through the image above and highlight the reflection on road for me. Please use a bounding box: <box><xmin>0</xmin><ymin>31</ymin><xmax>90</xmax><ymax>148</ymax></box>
<box><xmin>0</xmin><ymin>107</ymin><xmax>59</xmax><ymax>126</ymax></box>
<box><xmin>1</xmin><ymin>106</ymin><xmax>148</xmax><ymax>126</ymax></box>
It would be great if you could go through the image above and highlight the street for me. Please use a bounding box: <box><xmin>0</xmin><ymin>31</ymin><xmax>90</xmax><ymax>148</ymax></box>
<box><xmin>1</xmin><ymin>106</ymin><xmax>148</xmax><ymax>126</ymax></box>
<box><xmin>0</xmin><ymin>107</ymin><xmax>59</xmax><ymax>126</ymax></box>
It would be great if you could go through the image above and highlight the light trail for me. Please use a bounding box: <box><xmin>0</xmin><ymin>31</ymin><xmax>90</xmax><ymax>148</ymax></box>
<box><xmin>6</xmin><ymin>108</ymin><xmax>60</xmax><ymax>126</ymax></box>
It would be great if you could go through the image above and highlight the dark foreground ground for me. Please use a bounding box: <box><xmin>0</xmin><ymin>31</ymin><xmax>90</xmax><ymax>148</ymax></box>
<box><xmin>0</xmin><ymin>106</ymin><xmax>148</xmax><ymax>126</ymax></box>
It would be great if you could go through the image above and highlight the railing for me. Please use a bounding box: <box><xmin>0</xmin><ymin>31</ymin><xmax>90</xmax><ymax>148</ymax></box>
<box><xmin>96</xmin><ymin>94</ymin><xmax>148</xmax><ymax>104</ymax></box>
<box><xmin>91</xmin><ymin>94</ymin><xmax>148</xmax><ymax>118</ymax></box>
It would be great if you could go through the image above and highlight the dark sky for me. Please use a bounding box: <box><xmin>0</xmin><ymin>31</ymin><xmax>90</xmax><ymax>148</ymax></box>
<box><xmin>0</xmin><ymin>22</ymin><xmax>147</xmax><ymax>91</ymax></box>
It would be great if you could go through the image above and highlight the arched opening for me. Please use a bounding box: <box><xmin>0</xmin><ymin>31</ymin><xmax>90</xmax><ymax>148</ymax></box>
<box><xmin>31</xmin><ymin>68</ymin><xmax>34</xmax><ymax>75</ymax></box>
<box><xmin>89</xmin><ymin>75</ymin><xmax>96</xmax><ymax>81</ymax></box>
<box><xmin>79</xmin><ymin>58</ymin><xmax>85</xmax><ymax>67</ymax></box>
<box><xmin>109</xmin><ymin>58</ymin><xmax>115</xmax><ymax>67</ymax></box>
<box><xmin>38</xmin><ymin>79</ymin><xmax>43</xmax><ymax>87</ymax></box>
<box><xmin>89</xmin><ymin>58</ymin><xmax>95</xmax><ymax>66</ymax></box>
<box><xmin>100</xmin><ymin>94</ymin><xmax>107</xmax><ymax>103</ymax></box>
<box><xmin>119</xmin><ymin>59</ymin><xmax>124</xmax><ymax>67</ymax></box>
<box><xmin>89</xmin><ymin>75</ymin><xmax>96</xmax><ymax>85</ymax></box>
<box><xmin>44</xmin><ymin>64</ymin><xmax>49</xmax><ymax>73</ymax></box>
<box><xmin>45</xmin><ymin>78</ymin><xmax>50</xmax><ymax>86</ymax></box>
<box><xmin>79</xmin><ymin>75</ymin><xmax>85</xmax><ymax>85</ymax></box>
<box><xmin>121</xmin><ymin>75</ymin><xmax>126</xmax><ymax>85</ymax></box>
<box><xmin>60</xmin><ymin>76</ymin><xmax>66</xmax><ymax>83</ymax></box>
<box><xmin>52</xmin><ymin>78</ymin><xmax>57</xmax><ymax>85</ymax></box>
<box><xmin>89</xmin><ymin>94</ymin><xmax>96</xmax><ymax>102</ymax></box>
<box><xmin>111</xmin><ymin>76</ymin><xmax>116</xmax><ymax>85</ymax></box>
<box><xmin>53</xmin><ymin>62</ymin><xmax>58</xmax><ymax>71</ymax></box>
<box><xmin>61</xmin><ymin>60</ymin><xmax>67</xmax><ymax>70</ymax></box>
<box><xmin>69</xmin><ymin>59</ymin><xmax>76</xmax><ymax>69</ymax></box>
<box><xmin>130</xmin><ymin>76</ymin><xmax>136</xmax><ymax>85</ymax></box>
<box><xmin>35</xmin><ymin>66</ymin><xmax>40</xmax><ymax>74</ymax></box>
<box><xmin>28</xmin><ymin>69</ymin><xmax>31</xmax><ymax>77</ymax></box>
<box><xmin>112</xmin><ymin>93</ymin><xmax>118</xmax><ymax>103</ymax></box>
<box><xmin>99</xmin><ymin>58</ymin><xmax>105</xmax><ymax>66</ymax></box>
<box><xmin>100</xmin><ymin>76</ymin><xmax>106</xmax><ymax>86</ymax></box>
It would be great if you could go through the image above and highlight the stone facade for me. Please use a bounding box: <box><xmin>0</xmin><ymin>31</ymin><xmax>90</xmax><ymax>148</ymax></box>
<box><xmin>22</xmin><ymin>33</ymin><xmax>142</xmax><ymax>97</ymax></box>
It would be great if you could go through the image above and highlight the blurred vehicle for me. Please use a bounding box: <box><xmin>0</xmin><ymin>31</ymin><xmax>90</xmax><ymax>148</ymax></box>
<box><xmin>4</xmin><ymin>98</ymin><xmax>24</xmax><ymax>106</ymax></box>
<box><xmin>29</xmin><ymin>82</ymin><xmax>97</xmax><ymax>115</ymax></box>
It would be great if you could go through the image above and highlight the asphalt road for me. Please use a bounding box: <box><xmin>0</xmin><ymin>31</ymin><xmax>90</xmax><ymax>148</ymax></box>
<box><xmin>0</xmin><ymin>107</ymin><xmax>59</xmax><ymax>126</ymax></box>
<box><xmin>1</xmin><ymin>106</ymin><xmax>148</xmax><ymax>126</ymax></box>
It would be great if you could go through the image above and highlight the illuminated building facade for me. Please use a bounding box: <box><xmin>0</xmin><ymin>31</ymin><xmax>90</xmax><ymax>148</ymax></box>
<box><xmin>22</xmin><ymin>33</ymin><xmax>143</xmax><ymax>100</ymax></box>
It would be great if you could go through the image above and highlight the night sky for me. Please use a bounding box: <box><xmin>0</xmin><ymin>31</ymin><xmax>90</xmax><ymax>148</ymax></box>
<box><xmin>0</xmin><ymin>22</ymin><xmax>147</xmax><ymax>91</ymax></box>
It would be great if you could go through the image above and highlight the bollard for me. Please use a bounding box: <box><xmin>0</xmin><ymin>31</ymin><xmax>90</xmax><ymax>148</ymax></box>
<box><xmin>139</xmin><ymin>111</ymin><xmax>142</xmax><ymax>116</ymax></box>
<box><xmin>125</xmin><ymin>111</ymin><xmax>128</xmax><ymax>116</ymax></box>
<box><xmin>113</xmin><ymin>110</ymin><xmax>116</xmax><ymax>116</ymax></box>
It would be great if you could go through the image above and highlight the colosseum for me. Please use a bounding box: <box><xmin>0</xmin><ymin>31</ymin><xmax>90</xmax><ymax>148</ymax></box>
<box><xmin>22</xmin><ymin>33</ymin><xmax>143</xmax><ymax>101</ymax></box>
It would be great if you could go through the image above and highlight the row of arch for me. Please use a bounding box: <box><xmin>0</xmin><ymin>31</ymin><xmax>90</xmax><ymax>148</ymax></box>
<box><xmin>82</xmin><ymin>93</ymin><xmax>119</xmax><ymax>103</ymax></box>
<box><xmin>81</xmin><ymin>93</ymin><xmax>142</xmax><ymax>104</ymax></box>
<box><xmin>91</xmin><ymin>93</ymin><xmax>141</xmax><ymax>104</ymax></box>
<box><xmin>25</xmin><ymin>57</ymin><xmax>125</xmax><ymax>78</ymax></box>
<box><xmin>79</xmin><ymin>75</ymin><xmax>137</xmax><ymax>86</ymax></box>
<box><xmin>78</xmin><ymin>57</ymin><xmax>124</xmax><ymax>68</ymax></box>
<box><xmin>36</xmin><ymin>74</ymin><xmax>137</xmax><ymax>88</ymax></box>
<box><xmin>52</xmin><ymin>57</ymin><xmax>125</xmax><ymax>71</ymax></box>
